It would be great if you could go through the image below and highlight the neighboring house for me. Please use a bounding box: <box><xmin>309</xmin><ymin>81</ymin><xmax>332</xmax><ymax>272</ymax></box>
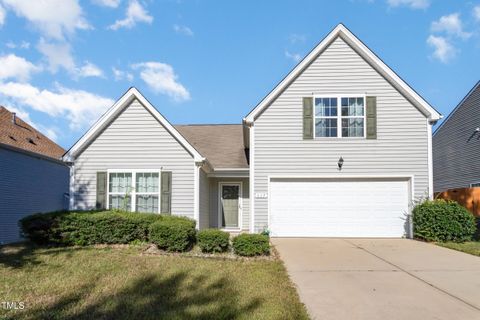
<box><xmin>0</xmin><ymin>107</ymin><xmax>69</xmax><ymax>244</ymax></box>
<box><xmin>63</xmin><ymin>24</ymin><xmax>441</xmax><ymax>238</ymax></box>
<box><xmin>433</xmin><ymin>81</ymin><xmax>480</xmax><ymax>193</ymax></box>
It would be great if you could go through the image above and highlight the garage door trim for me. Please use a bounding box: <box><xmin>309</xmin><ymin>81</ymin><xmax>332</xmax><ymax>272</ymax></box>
<box><xmin>267</xmin><ymin>174</ymin><xmax>414</xmax><ymax>238</ymax></box>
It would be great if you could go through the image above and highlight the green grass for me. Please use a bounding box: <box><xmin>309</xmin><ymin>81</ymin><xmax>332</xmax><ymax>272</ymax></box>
<box><xmin>437</xmin><ymin>241</ymin><xmax>480</xmax><ymax>257</ymax></box>
<box><xmin>0</xmin><ymin>244</ymin><xmax>308</xmax><ymax>320</ymax></box>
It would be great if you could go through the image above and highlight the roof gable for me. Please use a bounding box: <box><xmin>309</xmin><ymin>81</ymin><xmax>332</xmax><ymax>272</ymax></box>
<box><xmin>63</xmin><ymin>88</ymin><xmax>205</xmax><ymax>162</ymax></box>
<box><xmin>0</xmin><ymin>106</ymin><xmax>65</xmax><ymax>159</ymax></box>
<box><xmin>243</xmin><ymin>23</ymin><xmax>442</xmax><ymax>123</ymax></box>
<box><xmin>434</xmin><ymin>81</ymin><xmax>480</xmax><ymax>136</ymax></box>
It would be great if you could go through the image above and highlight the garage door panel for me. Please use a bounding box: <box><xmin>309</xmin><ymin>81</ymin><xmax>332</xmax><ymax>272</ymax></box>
<box><xmin>269</xmin><ymin>179</ymin><xmax>410</xmax><ymax>237</ymax></box>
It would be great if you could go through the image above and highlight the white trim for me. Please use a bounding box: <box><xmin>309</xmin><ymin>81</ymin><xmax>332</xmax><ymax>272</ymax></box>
<box><xmin>267</xmin><ymin>174</ymin><xmax>415</xmax><ymax>239</ymax></box>
<box><xmin>313</xmin><ymin>94</ymin><xmax>367</xmax><ymax>139</ymax></box>
<box><xmin>193</xmin><ymin>163</ymin><xmax>201</xmax><ymax>229</ymax></box>
<box><xmin>106</xmin><ymin>169</ymin><xmax>161</xmax><ymax>212</ymax></box>
<box><xmin>427</xmin><ymin>118</ymin><xmax>434</xmax><ymax>199</ymax></box>
<box><xmin>63</xmin><ymin>87</ymin><xmax>205</xmax><ymax>162</ymax></box>
<box><xmin>249</xmin><ymin>123</ymin><xmax>255</xmax><ymax>233</ymax></box>
<box><xmin>243</xmin><ymin>24</ymin><xmax>441</xmax><ymax>123</ymax></box>
<box><xmin>69</xmin><ymin>163</ymin><xmax>75</xmax><ymax>210</ymax></box>
<box><xmin>218</xmin><ymin>181</ymin><xmax>243</xmax><ymax>231</ymax></box>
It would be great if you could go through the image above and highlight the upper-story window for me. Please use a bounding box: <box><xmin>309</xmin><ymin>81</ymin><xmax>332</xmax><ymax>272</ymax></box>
<box><xmin>314</xmin><ymin>96</ymin><xmax>365</xmax><ymax>138</ymax></box>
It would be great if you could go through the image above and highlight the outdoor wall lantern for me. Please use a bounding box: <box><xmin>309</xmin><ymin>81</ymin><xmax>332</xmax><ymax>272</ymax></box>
<box><xmin>338</xmin><ymin>157</ymin><xmax>344</xmax><ymax>170</ymax></box>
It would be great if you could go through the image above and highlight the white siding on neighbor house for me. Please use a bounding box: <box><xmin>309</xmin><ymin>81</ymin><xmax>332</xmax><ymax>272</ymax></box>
<box><xmin>433</xmin><ymin>83</ymin><xmax>480</xmax><ymax>192</ymax></box>
<box><xmin>209</xmin><ymin>177</ymin><xmax>249</xmax><ymax>231</ymax></box>
<box><xmin>253</xmin><ymin>36</ymin><xmax>429</xmax><ymax>232</ymax></box>
<box><xmin>199</xmin><ymin>168</ymin><xmax>210</xmax><ymax>229</ymax></box>
<box><xmin>0</xmin><ymin>147</ymin><xmax>69</xmax><ymax>244</ymax></box>
<box><xmin>74</xmin><ymin>99</ymin><xmax>195</xmax><ymax>218</ymax></box>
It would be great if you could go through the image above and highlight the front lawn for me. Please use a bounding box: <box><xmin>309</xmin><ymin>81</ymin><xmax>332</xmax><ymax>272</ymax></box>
<box><xmin>437</xmin><ymin>241</ymin><xmax>480</xmax><ymax>257</ymax></box>
<box><xmin>0</xmin><ymin>244</ymin><xmax>308</xmax><ymax>320</ymax></box>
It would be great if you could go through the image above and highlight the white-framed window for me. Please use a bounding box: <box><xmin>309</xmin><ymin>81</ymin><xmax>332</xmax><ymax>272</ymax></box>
<box><xmin>470</xmin><ymin>182</ymin><xmax>480</xmax><ymax>187</ymax></box>
<box><xmin>107</xmin><ymin>170</ymin><xmax>161</xmax><ymax>213</ymax></box>
<box><xmin>314</xmin><ymin>95</ymin><xmax>366</xmax><ymax>138</ymax></box>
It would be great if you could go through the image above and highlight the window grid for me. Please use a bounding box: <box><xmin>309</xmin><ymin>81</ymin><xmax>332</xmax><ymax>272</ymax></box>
<box><xmin>314</xmin><ymin>97</ymin><xmax>338</xmax><ymax>138</ymax></box>
<box><xmin>107</xmin><ymin>170</ymin><xmax>161</xmax><ymax>213</ymax></box>
<box><xmin>313</xmin><ymin>95</ymin><xmax>366</xmax><ymax>138</ymax></box>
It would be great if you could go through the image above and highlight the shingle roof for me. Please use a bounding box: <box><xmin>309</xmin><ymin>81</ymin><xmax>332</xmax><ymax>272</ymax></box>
<box><xmin>0</xmin><ymin>106</ymin><xmax>65</xmax><ymax>159</ymax></box>
<box><xmin>175</xmin><ymin>124</ymin><xmax>248</xmax><ymax>169</ymax></box>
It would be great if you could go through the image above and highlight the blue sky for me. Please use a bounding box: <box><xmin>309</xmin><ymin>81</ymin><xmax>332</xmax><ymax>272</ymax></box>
<box><xmin>0</xmin><ymin>0</ymin><xmax>479</xmax><ymax>149</ymax></box>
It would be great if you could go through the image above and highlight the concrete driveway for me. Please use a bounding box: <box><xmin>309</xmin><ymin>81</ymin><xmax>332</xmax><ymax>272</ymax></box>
<box><xmin>272</xmin><ymin>238</ymin><xmax>480</xmax><ymax>320</ymax></box>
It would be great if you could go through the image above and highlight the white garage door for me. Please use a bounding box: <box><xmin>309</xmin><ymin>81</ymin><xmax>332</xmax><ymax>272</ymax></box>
<box><xmin>269</xmin><ymin>178</ymin><xmax>410</xmax><ymax>238</ymax></box>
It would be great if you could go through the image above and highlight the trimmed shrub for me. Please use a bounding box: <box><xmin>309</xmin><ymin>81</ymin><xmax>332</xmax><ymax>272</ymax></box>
<box><xmin>197</xmin><ymin>229</ymin><xmax>230</xmax><ymax>253</ymax></box>
<box><xmin>413</xmin><ymin>199</ymin><xmax>476</xmax><ymax>243</ymax></box>
<box><xmin>19</xmin><ymin>211</ymin><xmax>67</xmax><ymax>244</ymax></box>
<box><xmin>20</xmin><ymin>211</ymin><xmax>162</xmax><ymax>245</ymax></box>
<box><xmin>149</xmin><ymin>216</ymin><xmax>196</xmax><ymax>252</ymax></box>
<box><xmin>232</xmin><ymin>233</ymin><xmax>270</xmax><ymax>256</ymax></box>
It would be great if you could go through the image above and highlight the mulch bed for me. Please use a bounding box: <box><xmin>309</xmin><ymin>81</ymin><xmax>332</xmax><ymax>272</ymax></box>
<box><xmin>141</xmin><ymin>243</ymin><xmax>280</xmax><ymax>261</ymax></box>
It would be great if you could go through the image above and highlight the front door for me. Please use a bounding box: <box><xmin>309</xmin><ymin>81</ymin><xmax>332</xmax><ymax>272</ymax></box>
<box><xmin>219</xmin><ymin>183</ymin><xmax>241</xmax><ymax>229</ymax></box>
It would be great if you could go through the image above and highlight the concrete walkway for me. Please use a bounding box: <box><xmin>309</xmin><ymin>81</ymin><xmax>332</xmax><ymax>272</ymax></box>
<box><xmin>272</xmin><ymin>238</ymin><xmax>480</xmax><ymax>320</ymax></box>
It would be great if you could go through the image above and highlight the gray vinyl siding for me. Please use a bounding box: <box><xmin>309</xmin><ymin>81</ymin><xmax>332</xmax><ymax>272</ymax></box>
<box><xmin>209</xmin><ymin>177</ymin><xmax>249</xmax><ymax>230</ymax></box>
<box><xmin>74</xmin><ymin>99</ymin><xmax>195</xmax><ymax>218</ymax></box>
<box><xmin>0</xmin><ymin>147</ymin><xmax>69</xmax><ymax>244</ymax></box>
<box><xmin>433</xmin><ymin>84</ymin><xmax>480</xmax><ymax>192</ymax></box>
<box><xmin>199</xmin><ymin>168</ymin><xmax>210</xmax><ymax>229</ymax></box>
<box><xmin>253</xmin><ymin>36</ymin><xmax>429</xmax><ymax>232</ymax></box>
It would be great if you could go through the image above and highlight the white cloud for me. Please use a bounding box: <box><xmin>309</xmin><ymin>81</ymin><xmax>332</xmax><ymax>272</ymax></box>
<box><xmin>173</xmin><ymin>24</ymin><xmax>193</xmax><ymax>36</ymax></box>
<box><xmin>288</xmin><ymin>33</ymin><xmax>306</xmax><ymax>44</ymax></box>
<box><xmin>108</xmin><ymin>0</ymin><xmax>153</xmax><ymax>30</ymax></box>
<box><xmin>37</xmin><ymin>39</ymin><xmax>103</xmax><ymax>78</ymax></box>
<box><xmin>0</xmin><ymin>54</ymin><xmax>41</xmax><ymax>82</ymax></box>
<box><xmin>474</xmin><ymin>6</ymin><xmax>480</xmax><ymax>22</ymax></box>
<box><xmin>37</xmin><ymin>39</ymin><xmax>75</xmax><ymax>72</ymax></box>
<box><xmin>132</xmin><ymin>62</ymin><xmax>190</xmax><ymax>101</ymax></box>
<box><xmin>431</xmin><ymin>13</ymin><xmax>471</xmax><ymax>39</ymax></box>
<box><xmin>0</xmin><ymin>82</ymin><xmax>114</xmax><ymax>130</ymax></box>
<box><xmin>0</xmin><ymin>4</ymin><xmax>6</xmax><ymax>26</ymax></box>
<box><xmin>387</xmin><ymin>0</ymin><xmax>430</xmax><ymax>9</ymax></box>
<box><xmin>285</xmin><ymin>51</ymin><xmax>302</xmax><ymax>63</ymax></box>
<box><xmin>427</xmin><ymin>35</ymin><xmax>456</xmax><ymax>63</ymax></box>
<box><xmin>92</xmin><ymin>0</ymin><xmax>121</xmax><ymax>8</ymax></box>
<box><xmin>2</xmin><ymin>0</ymin><xmax>91</xmax><ymax>40</ymax></box>
<box><xmin>77</xmin><ymin>61</ymin><xmax>104</xmax><ymax>78</ymax></box>
<box><xmin>112</xmin><ymin>67</ymin><xmax>133</xmax><ymax>81</ymax></box>
<box><xmin>6</xmin><ymin>40</ymin><xmax>30</xmax><ymax>49</ymax></box>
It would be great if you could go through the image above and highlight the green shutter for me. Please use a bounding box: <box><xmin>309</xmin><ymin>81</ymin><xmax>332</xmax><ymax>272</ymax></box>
<box><xmin>366</xmin><ymin>96</ymin><xmax>377</xmax><ymax>140</ymax></box>
<box><xmin>96</xmin><ymin>172</ymin><xmax>107</xmax><ymax>209</ymax></box>
<box><xmin>161</xmin><ymin>171</ymin><xmax>172</xmax><ymax>214</ymax></box>
<box><xmin>303</xmin><ymin>97</ymin><xmax>313</xmax><ymax>139</ymax></box>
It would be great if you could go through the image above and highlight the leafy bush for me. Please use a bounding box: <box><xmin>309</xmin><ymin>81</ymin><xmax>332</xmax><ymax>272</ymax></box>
<box><xmin>20</xmin><ymin>211</ymin><xmax>162</xmax><ymax>245</ymax></box>
<box><xmin>232</xmin><ymin>233</ymin><xmax>270</xmax><ymax>256</ymax></box>
<box><xmin>413</xmin><ymin>199</ymin><xmax>476</xmax><ymax>243</ymax></box>
<box><xmin>197</xmin><ymin>229</ymin><xmax>230</xmax><ymax>253</ymax></box>
<box><xmin>149</xmin><ymin>216</ymin><xmax>196</xmax><ymax>252</ymax></box>
<box><xmin>19</xmin><ymin>211</ymin><xmax>67</xmax><ymax>244</ymax></box>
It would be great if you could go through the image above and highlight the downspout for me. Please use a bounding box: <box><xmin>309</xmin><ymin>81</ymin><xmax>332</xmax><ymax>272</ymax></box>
<box><xmin>68</xmin><ymin>162</ymin><xmax>75</xmax><ymax>210</ymax></box>
<box><xmin>193</xmin><ymin>160</ymin><xmax>204</xmax><ymax>230</ymax></box>
<box><xmin>244</xmin><ymin>119</ymin><xmax>255</xmax><ymax>233</ymax></box>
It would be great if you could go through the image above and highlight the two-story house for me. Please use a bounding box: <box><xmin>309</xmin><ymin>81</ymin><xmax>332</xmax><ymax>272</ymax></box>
<box><xmin>63</xmin><ymin>24</ymin><xmax>441</xmax><ymax>238</ymax></box>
